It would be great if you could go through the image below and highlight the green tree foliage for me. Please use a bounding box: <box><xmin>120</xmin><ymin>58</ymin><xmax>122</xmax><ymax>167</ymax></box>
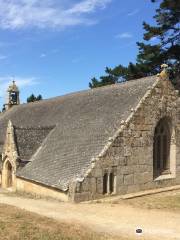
<box><xmin>89</xmin><ymin>0</ymin><xmax>180</xmax><ymax>89</ymax></box>
<box><xmin>27</xmin><ymin>94</ymin><xmax>43</xmax><ymax>103</ymax></box>
<box><xmin>36</xmin><ymin>94</ymin><xmax>43</xmax><ymax>101</ymax></box>
<box><xmin>89</xmin><ymin>66</ymin><xmax>127</xmax><ymax>88</ymax></box>
<box><xmin>137</xmin><ymin>0</ymin><xmax>180</xmax><ymax>85</ymax></box>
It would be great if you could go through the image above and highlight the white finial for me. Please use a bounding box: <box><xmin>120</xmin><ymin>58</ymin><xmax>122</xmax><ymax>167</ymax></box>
<box><xmin>159</xmin><ymin>64</ymin><xmax>169</xmax><ymax>79</ymax></box>
<box><xmin>161</xmin><ymin>64</ymin><xmax>168</xmax><ymax>71</ymax></box>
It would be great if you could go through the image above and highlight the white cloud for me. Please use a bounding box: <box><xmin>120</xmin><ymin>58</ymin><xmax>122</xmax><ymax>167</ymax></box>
<box><xmin>0</xmin><ymin>0</ymin><xmax>111</xmax><ymax>30</ymax></box>
<box><xmin>0</xmin><ymin>76</ymin><xmax>38</xmax><ymax>103</ymax></box>
<box><xmin>40</xmin><ymin>53</ymin><xmax>47</xmax><ymax>58</ymax></box>
<box><xmin>67</xmin><ymin>0</ymin><xmax>110</xmax><ymax>14</ymax></box>
<box><xmin>127</xmin><ymin>9</ymin><xmax>139</xmax><ymax>16</ymax></box>
<box><xmin>16</xmin><ymin>77</ymin><xmax>39</xmax><ymax>88</ymax></box>
<box><xmin>115</xmin><ymin>32</ymin><xmax>133</xmax><ymax>39</ymax></box>
<box><xmin>0</xmin><ymin>55</ymin><xmax>8</xmax><ymax>60</ymax></box>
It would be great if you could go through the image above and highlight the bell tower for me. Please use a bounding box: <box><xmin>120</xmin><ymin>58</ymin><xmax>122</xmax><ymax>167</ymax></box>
<box><xmin>4</xmin><ymin>81</ymin><xmax>20</xmax><ymax>111</ymax></box>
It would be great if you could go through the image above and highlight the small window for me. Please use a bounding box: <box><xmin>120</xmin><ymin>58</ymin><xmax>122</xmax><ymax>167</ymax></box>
<box><xmin>103</xmin><ymin>173</ymin><xmax>108</xmax><ymax>194</ymax></box>
<box><xmin>109</xmin><ymin>172</ymin><xmax>114</xmax><ymax>194</ymax></box>
<box><xmin>103</xmin><ymin>171</ymin><xmax>116</xmax><ymax>195</ymax></box>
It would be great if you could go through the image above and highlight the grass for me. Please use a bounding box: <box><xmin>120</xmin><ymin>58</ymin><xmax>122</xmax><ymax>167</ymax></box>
<box><xmin>0</xmin><ymin>204</ymin><xmax>123</xmax><ymax>240</ymax></box>
<box><xmin>116</xmin><ymin>190</ymin><xmax>180</xmax><ymax>211</ymax></box>
<box><xmin>1</xmin><ymin>190</ymin><xmax>180</xmax><ymax>239</ymax></box>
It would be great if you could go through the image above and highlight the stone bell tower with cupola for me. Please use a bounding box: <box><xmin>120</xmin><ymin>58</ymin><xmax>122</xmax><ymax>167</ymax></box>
<box><xmin>3</xmin><ymin>81</ymin><xmax>20</xmax><ymax>111</ymax></box>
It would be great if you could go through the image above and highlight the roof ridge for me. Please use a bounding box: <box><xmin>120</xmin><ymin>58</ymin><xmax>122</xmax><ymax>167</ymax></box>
<box><xmin>4</xmin><ymin>76</ymin><xmax>156</xmax><ymax>110</ymax></box>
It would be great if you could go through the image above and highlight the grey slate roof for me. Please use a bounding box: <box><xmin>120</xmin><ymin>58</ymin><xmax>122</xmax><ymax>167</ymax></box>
<box><xmin>14</xmin><ymin>126</ymin><xmax>54</xmax><ymax>161</ymax></box>
<box><xmin>0</xmin><ymin>76</ymin><xmax>156</xmax><ymax>191</ymax></box>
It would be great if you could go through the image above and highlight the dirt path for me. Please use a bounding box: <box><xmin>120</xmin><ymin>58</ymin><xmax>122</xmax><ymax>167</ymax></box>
<box><xmin>0</xmin><ymin>193</ymin><xmax>179</xmax><ymax>240</ymax></box>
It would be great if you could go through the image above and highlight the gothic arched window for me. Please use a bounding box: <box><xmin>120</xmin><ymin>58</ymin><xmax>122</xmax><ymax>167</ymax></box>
<box><xmin>153</xmin><ymin>118</ymin><xmax>171</xmax><ymax>178</ymax></box>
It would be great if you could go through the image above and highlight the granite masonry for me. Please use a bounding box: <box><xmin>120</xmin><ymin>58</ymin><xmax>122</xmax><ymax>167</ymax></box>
<box><xmin>0</xmin><ymin>67</ymin><xmax>180</xmax><ymax>202</ymax></box>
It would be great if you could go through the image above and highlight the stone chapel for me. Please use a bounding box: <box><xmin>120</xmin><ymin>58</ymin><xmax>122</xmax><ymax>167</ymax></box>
<box><xmin>0</xmin><ymin>66</ymin><xmax>179</xmax><ymax>202</ymax></box>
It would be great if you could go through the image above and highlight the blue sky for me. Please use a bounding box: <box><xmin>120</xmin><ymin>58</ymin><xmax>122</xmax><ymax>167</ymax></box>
<box><xmin>0</xmin><ymin>0</ymin><xmax>159</xmax><ymax>107</ymax></box>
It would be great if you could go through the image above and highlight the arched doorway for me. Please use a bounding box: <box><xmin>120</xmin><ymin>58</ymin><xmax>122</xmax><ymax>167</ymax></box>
<box><xmin>5</xmin><ymin>161</ymin><xmax>13</xmax><ymax>188</ymax></box>
<box><xmin>153</xmin><ymin>118</ymin><xmax>171</xmax><ymax>178</ymax></box>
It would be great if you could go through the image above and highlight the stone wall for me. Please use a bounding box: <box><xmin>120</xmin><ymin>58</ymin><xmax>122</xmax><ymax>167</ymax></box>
<box><xmin>73</xmin><ymin>77</ymin><xmax>180</xmax><ymax>202</ymax></box>
<box><xmin>1</xmin><ymin>121</ymin><xmax>18</xmax><ymax>190</ymax></box>
<box><xmin>16</xmin><ymin>177</ymin><xmax>69</xmax><ymax>202</ymax></box>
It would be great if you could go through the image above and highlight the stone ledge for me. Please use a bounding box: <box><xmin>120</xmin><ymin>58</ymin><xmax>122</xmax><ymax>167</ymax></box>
<box><xmin>154</xmin><ymin>173</ymin><xmax>176</xmax><ymax>181</ymax></box>
<box><xmin>84</xmin><ymin>185</ymin><xmax>180</xmax><ymax>203</ymax></box>
<box><xmin>121</xmin><ymin>185</ymin><xmax>180</xmax><ymax>199</ymax></box>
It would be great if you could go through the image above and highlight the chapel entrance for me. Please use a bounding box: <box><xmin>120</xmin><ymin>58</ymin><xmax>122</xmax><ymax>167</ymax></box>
<box><xmin>6</xmin><ymin>161</ymin><xmax>13</xmax><ymax>188</ymax></box>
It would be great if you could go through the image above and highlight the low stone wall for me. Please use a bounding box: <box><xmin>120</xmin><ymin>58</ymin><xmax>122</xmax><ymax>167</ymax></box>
<box><xmin>16</xmin><ymin>177</ymin><xmax>68</xmax><ymax>202</ymax></box>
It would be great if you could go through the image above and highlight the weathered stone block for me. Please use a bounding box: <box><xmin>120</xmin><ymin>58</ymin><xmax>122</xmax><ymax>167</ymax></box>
<box><xmin>120</xmin><ymin>166</ymin><xmax>133</xmax><ymax>175</ymax></box>
<box><xmin>117</xmin><ymin>185</ymin><xmax>128</xmax><ymax>195</ymax></box>
<box><xmin>138</xmin><ymin>155</ymin><xmax>151</xmax><ymax>165</ymax></box>
<box><xmin>82</xmin><ymin>178</ymin><xmax>90</xmax><ymax>192</ymax></box>
<box><xmin>90</xmin><ymin>178</ymin><xmax>96</xmax><ymax>193</ymax></box>
<box><xmin>96</xmin><ymin>177</ymin><xmax>103</xmax><ymax>194</ymax></box>
<box><xmin>123</xmin><ymin>174</ymin><xmax>134</xmax><ymax>185</ymax></box>
<box><xmin>134</xmin><ymin>172</ymin><xmax>152</xmax><ymax>184</ymax></box>
<box><xmin>116</xmin><ymin>175</ymin><xmax>123</xmax><ymax>185</ymax></box>
<box><xmin>74</xmin><ymin>192</ymin><xmax>90</xmax><ymax>202</ymax></box>
<box><xmin>124</xmin><ymin>146</ymin><xmax>131</xmax><ymax>157</ymax></box>
<box><xmin>127</xmin><ymin>184</ymin><xmax>140</xmax><ymax>193</ymax></box>
<box><xmin>93</xmin><ymin>168</ymin><xmax>102</xmax><ymax>177</ymax></box>
<box><xmin>127</xmin><ymin>157</ymin><xmax>138</xmax><ymax>165</ymax></box>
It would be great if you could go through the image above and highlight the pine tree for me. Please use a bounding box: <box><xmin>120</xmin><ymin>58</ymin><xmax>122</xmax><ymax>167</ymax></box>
<box><xmin>27</xmin><ymin>94</ymin><xmax>43</xmax><ymax>103</ymax></box>
<box><xmin>36</xmin><ymin>94</ymin><xmax>43</xmax><ymax>101</ymax></box>
<box><xmin>137</xmin><ymin>0</ymin><xmax>180</xmax><ymax>85</ymax></box>
<box><xmin>89</xmin><ymin>0</ymin><xmax>180</xmax><ymax>89</ymax></box>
